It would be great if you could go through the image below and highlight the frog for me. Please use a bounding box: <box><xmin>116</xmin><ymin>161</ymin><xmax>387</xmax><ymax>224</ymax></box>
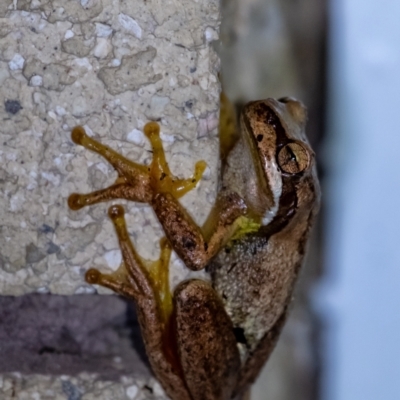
<box><xmin>67</xmin><ymin>95</ymin><xmax>320</xmax><ymax>400</ymax></box>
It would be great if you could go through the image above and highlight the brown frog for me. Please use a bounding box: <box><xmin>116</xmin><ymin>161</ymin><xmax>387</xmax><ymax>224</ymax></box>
<box><xmin>67</xmin><ymin>96</ymin><xmax>320</xmax><ymax>400</ymax></box>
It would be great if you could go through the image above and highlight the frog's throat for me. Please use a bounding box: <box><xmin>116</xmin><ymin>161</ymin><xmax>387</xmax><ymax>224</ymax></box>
<box><xmin>240</xmin><ymin>111</ymin><xmax>282</xmax><ymax>226</ymax></box>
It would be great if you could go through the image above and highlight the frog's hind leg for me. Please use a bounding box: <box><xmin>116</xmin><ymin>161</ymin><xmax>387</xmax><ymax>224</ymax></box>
<box><xmin>68</xmin><ymin>126</ymin><xmax>152</xmax><ymax>210</ymax></box>
<box><xmin>84</xmin><ymin>204</ymin><xmax>191</xmax><ymax>400</ymax></box>
<box><xmin>174</xmin><ymin>279</ymin><xmax>240</xmax><ymax>400</ymax></box>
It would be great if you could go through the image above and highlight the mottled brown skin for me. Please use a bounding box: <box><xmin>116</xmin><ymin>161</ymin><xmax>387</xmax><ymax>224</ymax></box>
<box><xmin>152</xmin><ymin>191</ymin><xmax>247</xmax><ymax>271</ymax></box>
<box><xmin>68</xmin><ymin>120</ymin><xmax>242</xmax><ymax>400</ymax></box>
<box><xmin>147</xmin><ymin>98</ymin><xmax>320</xmax><ymax>396</ymax></box>
<box><xmin>208</xmin><ymin>98</ymin><xmax>320</xmax><ymax>395</ymax></box>
<box><xmin>68</xmin><ymin>96</ymin><xmax>320</xmax><ymax>399</ymax></box>
<box><xmin>85</xmin><ymin>206</ymin><xmax>240</xmax><ymax>400</ymax></box>
<box><xmin>174</xmin><ymin>280</ymin><xmax>240</xmax><ymax>400</ymax></box>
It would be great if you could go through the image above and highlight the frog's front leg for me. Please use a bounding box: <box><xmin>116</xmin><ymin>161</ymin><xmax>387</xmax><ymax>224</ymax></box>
<box><xmin>87</xmin><ymin>205</ymin><xmax>240</xmax><ymax>400</ymax></box>
<box><xmin>68</xmin><ymin>123</ymin><xmax>205</xmax><ymax>210</ymax></box>
<box><xmin>67</xmin><ymin>122</ymin><xmax>248</xmax><ymax>272</ymax></box>
<box><xmin>153</xmin><ymin>190</ymin><xmax>247</xmax><ymax>271</ymax></box>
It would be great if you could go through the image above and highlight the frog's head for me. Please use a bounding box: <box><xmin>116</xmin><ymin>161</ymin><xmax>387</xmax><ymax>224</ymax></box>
<box><xmin>240</xmin><ymin>98</ymin><xmax>318</xmax><ymax>226</ymax></box>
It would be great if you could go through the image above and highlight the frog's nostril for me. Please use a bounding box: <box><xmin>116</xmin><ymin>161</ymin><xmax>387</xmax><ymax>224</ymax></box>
<box><xmin>278</xmin><ymin>97</ymin><xmax>290</xmax><ymax>103</ymax></box>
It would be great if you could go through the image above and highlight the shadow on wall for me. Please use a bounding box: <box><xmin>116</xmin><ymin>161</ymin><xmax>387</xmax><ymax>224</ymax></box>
<box><xmin>0</xmin><ymin>294</ymin><xmax>151</xmax><ymax>379</ymax></box>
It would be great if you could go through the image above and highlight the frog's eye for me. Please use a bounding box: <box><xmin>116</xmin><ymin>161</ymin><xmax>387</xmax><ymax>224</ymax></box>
<box><xmin>277</xmin><ymin>142</ymin><xmax>310</xmax><ymax>174</ymax></box>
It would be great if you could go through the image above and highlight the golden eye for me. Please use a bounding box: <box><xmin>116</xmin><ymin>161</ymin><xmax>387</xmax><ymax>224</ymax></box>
<box><xmin>277</xmin><ymin>142</ymin><xmax>310</xmax><ymax>174</ymax></box>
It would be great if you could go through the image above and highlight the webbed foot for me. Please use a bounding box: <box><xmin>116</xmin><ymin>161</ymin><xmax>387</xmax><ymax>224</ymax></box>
<box><xmin>68</xmin><ymin>123</ymin><xmax>206</xmax><ymax>210</ymax></box>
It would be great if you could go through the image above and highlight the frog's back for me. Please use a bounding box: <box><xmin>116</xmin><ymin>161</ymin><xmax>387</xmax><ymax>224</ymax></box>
<box><xmin>208</xmin><ymin>230</ymin><xmax>298</xmax><ymax>351</ymax></box>
<box><xmin>208</xmin><ymin>163</ymin><xmax>320</xmax><ymax>393</ymax></box>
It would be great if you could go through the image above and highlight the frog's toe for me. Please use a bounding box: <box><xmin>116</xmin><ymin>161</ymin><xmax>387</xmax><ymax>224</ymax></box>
<box><xmin>143</xmin><ymin>121</ymin><xmax>160</xmax><ymax>139</ymax></box>
<box><xmin>68</xmin><ymin>193</ymin><xmax>85</xmax><ymax>210</ymax></box>
<box><xmin>108</xmin><ymin>204</ymin><xmax>124</xmax><ymax>219</ymax></box>
<box><xmin>71</xmin><ymin>126</ymin><xmax>87</xmax><ymax>144</ymax></box>
<box><xmin>85</xmin><ymin>268</ymin><xmax>102</xmax><ymax>284</ymax></box>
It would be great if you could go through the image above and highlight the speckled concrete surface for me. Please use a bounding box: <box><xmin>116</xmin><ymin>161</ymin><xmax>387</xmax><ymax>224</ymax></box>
<box><xmin>1</xmin><ymin>1</ymin><xmax>220</xmax><ymax>397</ymax></box>
<box><xmin>0</xmin><ymin>373</ymin><xmax>167</xmax><ymax>400</ymax></box>
<box><xmin>0</xmin><ymin>0</ymin><xmax>220</xmax><ymax>296</ymax></box>
<box><xmin>0</xmin><ymin>294</ymin><xmax>167</xmax><ymax>399</ymax></box>
<box><xmin>0</xmin><ymin>1</ymin><xmax>324</xmax><ymax>399</ymax></box>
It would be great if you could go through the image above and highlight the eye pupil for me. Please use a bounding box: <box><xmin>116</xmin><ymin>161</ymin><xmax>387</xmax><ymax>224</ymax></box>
<box><xmin>286</xmin><ymin>147</ymin><xmax>296</xmax><ymax>161</ymax></box>
<box><xmin>277</xmin><ymin>142</ymin><xmax>309</xmax><ymax>174</ymax></box>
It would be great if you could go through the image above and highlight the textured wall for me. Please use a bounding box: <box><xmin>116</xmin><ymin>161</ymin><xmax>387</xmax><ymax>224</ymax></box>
<box><xmin>0</xmin><ymin>0</ymin><xmax>220</xmax><ymax>296</ymax></box>
<box><xmin>0</xmin><ymin>0</ymin><xmax>220</xmax><ymax>398</ymax></box>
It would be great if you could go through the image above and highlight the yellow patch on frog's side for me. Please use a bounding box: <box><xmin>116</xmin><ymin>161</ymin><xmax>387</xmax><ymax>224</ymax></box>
<box><xmin>229</xmin><ymin>216</ymin><xmax>261</xmax><ymax>242</ymax></box>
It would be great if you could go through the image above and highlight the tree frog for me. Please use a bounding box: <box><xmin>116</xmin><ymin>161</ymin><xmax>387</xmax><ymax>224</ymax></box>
<box><xmin>68</xmin><ymin>96</ymin><xmax>320</xmax><ymax>400</ymax></box>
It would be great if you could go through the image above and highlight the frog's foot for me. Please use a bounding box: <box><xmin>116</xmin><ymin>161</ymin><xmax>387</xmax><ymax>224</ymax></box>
<box><xmin>85</xmin><ymin>266</ymin><xmax>140</xmax><ymax>298</ymax></box>
<box><xmin>84</xmin><ymin>205</ymin><xmax>151</xmax><ymax>299</ymax></box>
<box><xmin>85</xmin><ymin>204</ymin><xmax>173</xmax><ymax>323</ymax></box>
<box><xmin>68</xmin><ymin>126</ymin><xmax>153</xmax><ymax>210</ymax></box>
<box><xmin>143</xmin><ymin>122</ymin><xmax>206</xmax><ymax>198</ymax></box>
<box><xmin>68</xmin><ymin>124</ymin><xmax>206</xmax><ymax>210</ymax></box>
